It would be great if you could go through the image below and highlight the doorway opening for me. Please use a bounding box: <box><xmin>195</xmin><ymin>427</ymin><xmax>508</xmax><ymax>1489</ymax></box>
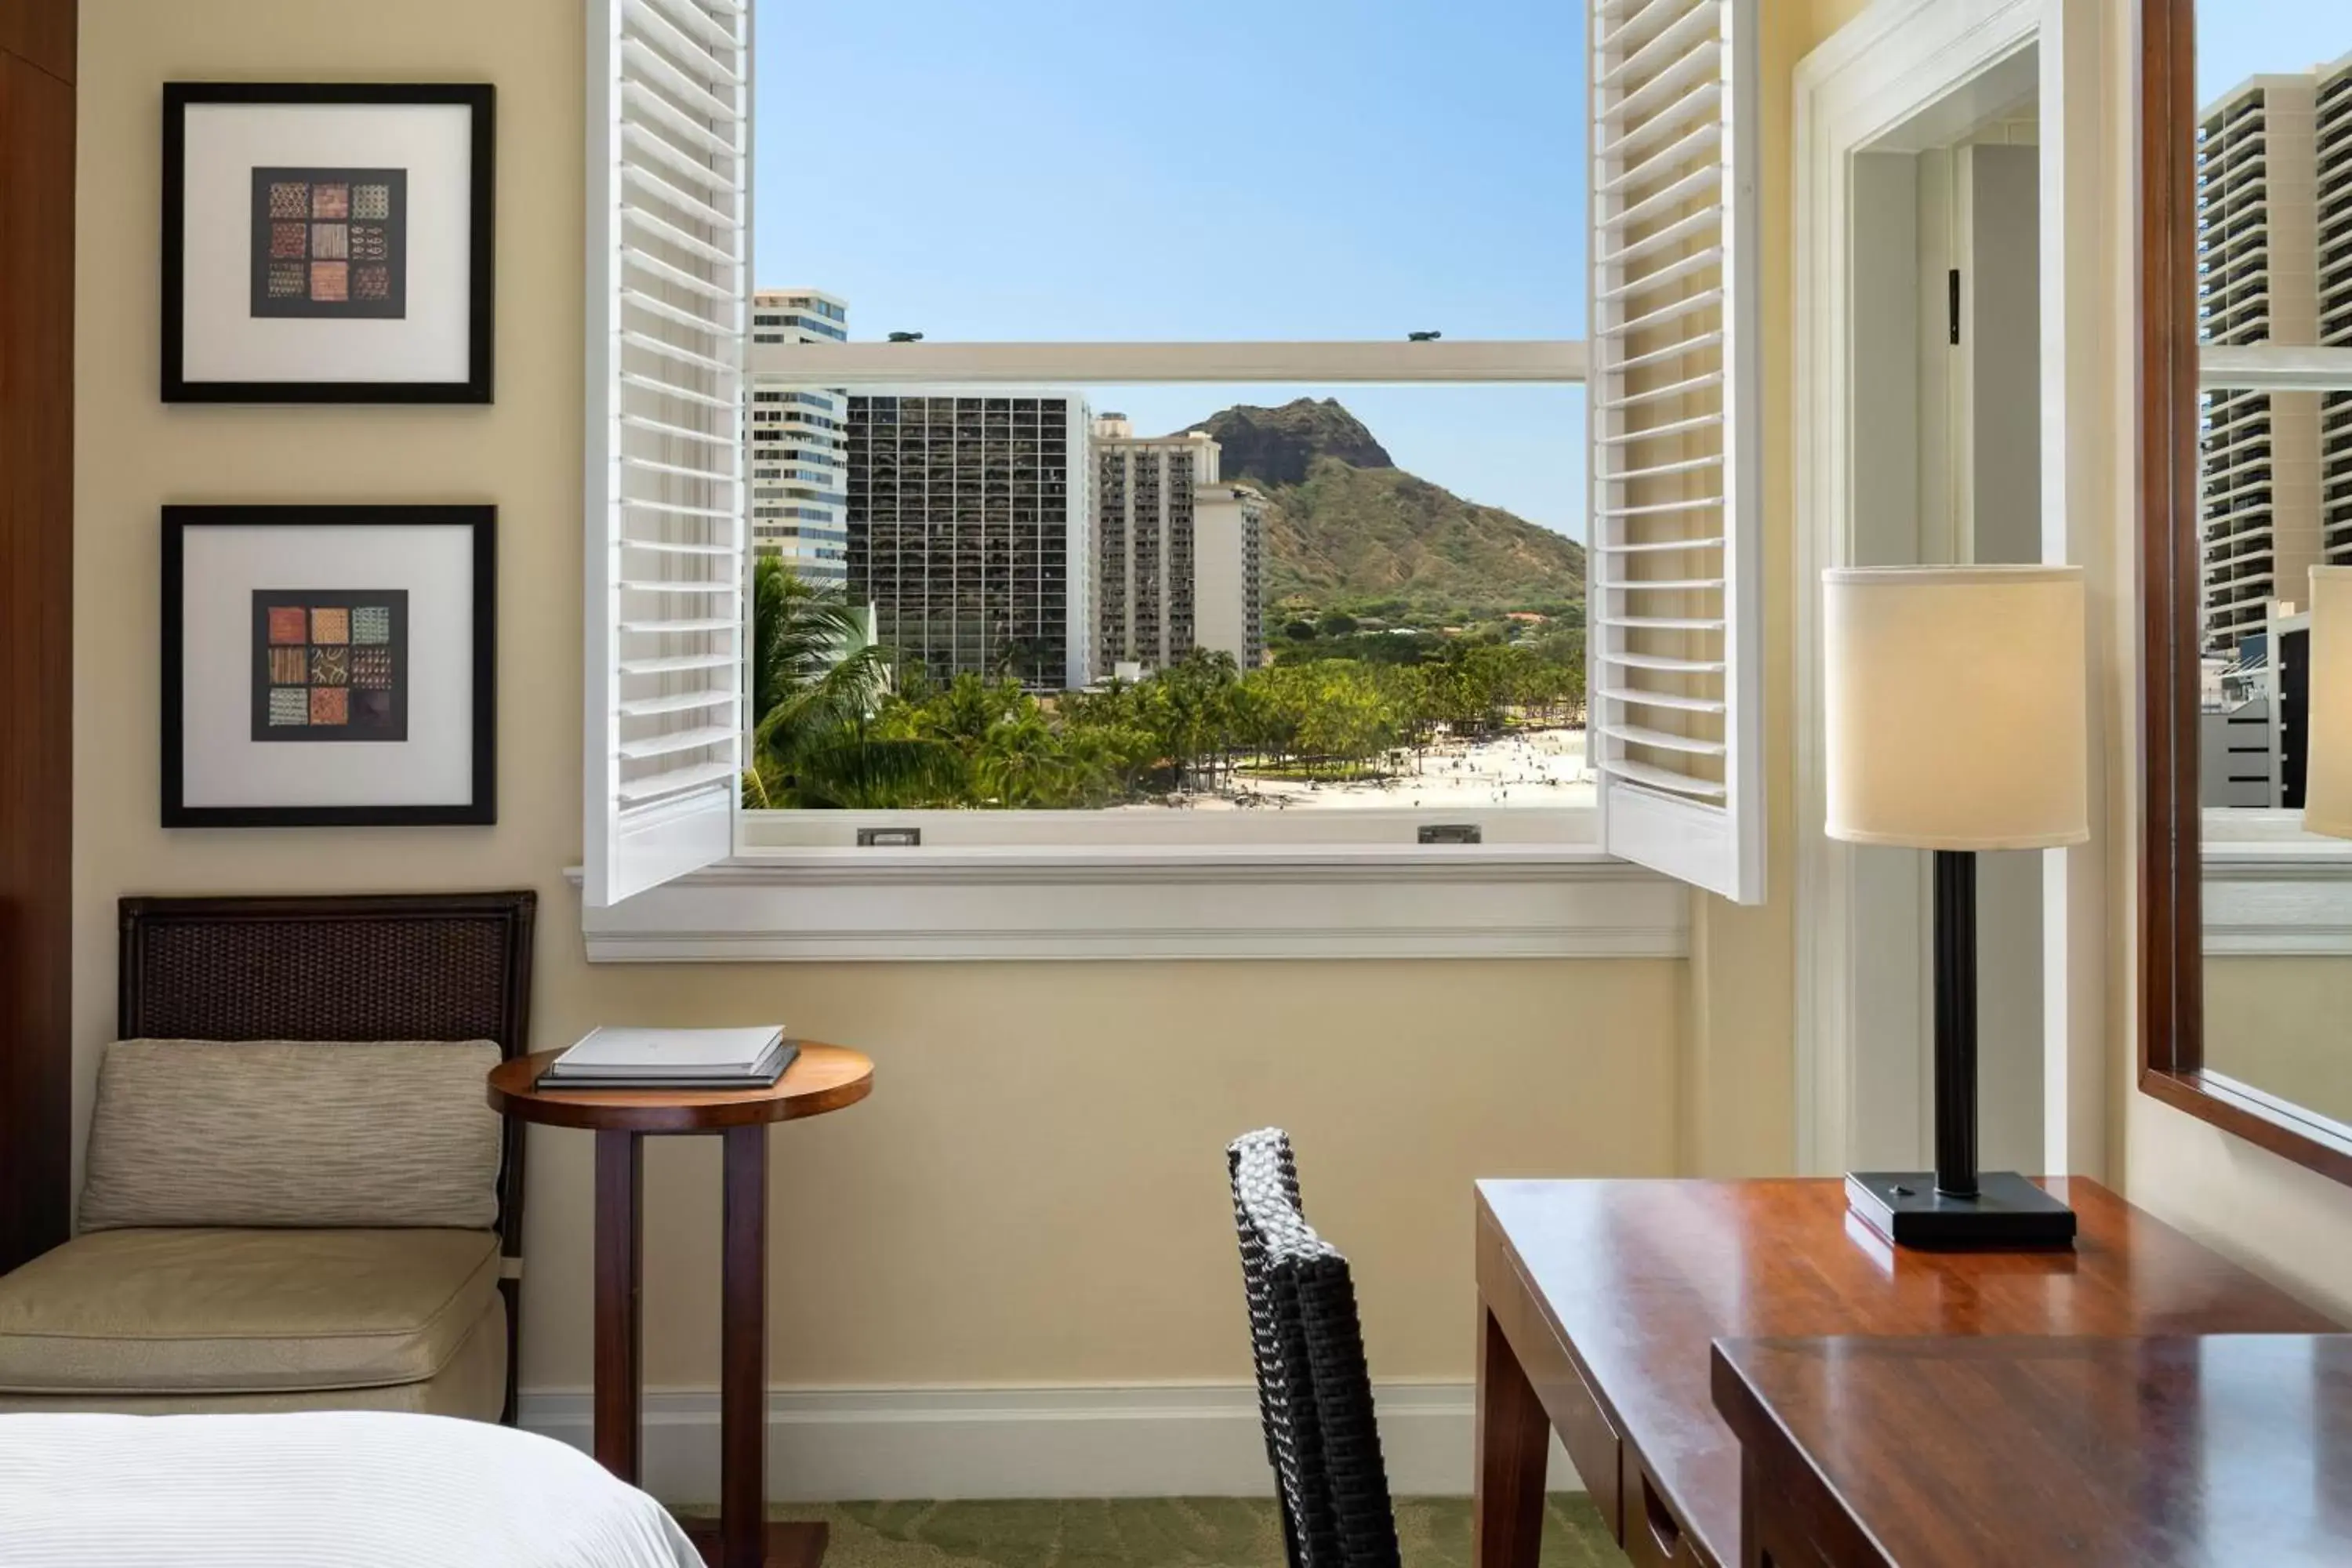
<box><xmin>1846</xmin><ymin>62</ymin><xmax>2044</xmax><ymax>1174</ymax></box>
<box><xmin>1794</xmin><ymin>0</ymin><xmax>2109</xmax><ymax>1185</ymax></box>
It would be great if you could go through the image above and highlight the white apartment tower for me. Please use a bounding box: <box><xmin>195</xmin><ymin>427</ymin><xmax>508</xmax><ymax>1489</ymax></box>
<box><xmin>1094</xmin><ymin>418</ymin><xmax>1215</xmax><ymax>670</ymax></box>
<box><xmin>844</xmin><ymin>391</ymin><xmax>1095</xmax><ymax>691</ymax></box>
<box><xmin>748</xmin><ymin>289</ymin><xmax>851</xmax><ymax>587</ymax></box>
<box><xmin>1091</xmin><ymin>419</ymin><xmax>1263</xmax><ymax>671</ymax></box>
<box><xmin>1192</xmin><ymin>481</ymin><xmax>1268</xmax><ymax>670</ymax></box>
<box><xmin>2197</xmin><ymin>60</ymin><xmax>2352</xmax><ymax>658</ymax></box>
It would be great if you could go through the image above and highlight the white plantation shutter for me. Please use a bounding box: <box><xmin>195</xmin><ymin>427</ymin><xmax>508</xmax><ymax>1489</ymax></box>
<box><xmin>583</xmin><ymin>0</ymin><xmax>751</xmax><ymax>908</ymax></box>
<box><xmin>1585</xmin><ymin>0</ymin><xmax>1763</xmax><ymax>904</ymax></box>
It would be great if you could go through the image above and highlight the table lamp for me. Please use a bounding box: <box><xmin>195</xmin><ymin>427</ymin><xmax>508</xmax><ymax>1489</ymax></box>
<box><xmin>1823</xmin><ymin>564</ymin><xmax>2089</xmax><ymax>1247</ymax></box>
<box><xmin>2304</xmin><ymin>567</ymin><xmax>2352</xmax><ymax>840</ymax></box>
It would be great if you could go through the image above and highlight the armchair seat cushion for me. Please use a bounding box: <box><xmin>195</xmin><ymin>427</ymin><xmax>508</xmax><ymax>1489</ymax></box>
<box><xmin>0</xmin><ymin>1228</ymin><xmax>501</xmax><ymax>1396</ymax></box>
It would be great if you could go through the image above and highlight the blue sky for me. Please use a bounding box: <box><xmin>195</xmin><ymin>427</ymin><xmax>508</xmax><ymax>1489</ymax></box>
<box><xmin>753</xmin><ymin>0</ymin><xmax>1588</xmax><ymax>537</ymax></box>
<box><xmin>2197</xmin><ymin>2</ymin><xmax>2351</xmax><ymax>103</ymax></box>
<box><xmin>751</xmin><ymin>2</ymin><xmax>2350</xmax><ymax>543</ymax></box>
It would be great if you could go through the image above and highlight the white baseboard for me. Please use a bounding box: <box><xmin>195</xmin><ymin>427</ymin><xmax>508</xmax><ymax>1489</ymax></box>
<box><xmin>519</xmin><ymin>1381</ymin><xmax>1575</xmax><ymax>1504</ymax></box>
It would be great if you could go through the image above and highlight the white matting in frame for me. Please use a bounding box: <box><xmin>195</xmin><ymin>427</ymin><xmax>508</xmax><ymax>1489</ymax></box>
<box><xmin>163</xmin><ymin>506</ymin><xmax>496</xmax><ymax>826</ymax></box>
<box><xmin>164</xmin><ymin>85</ymin><xmax>493</xmax><ymax>402</ymax></box>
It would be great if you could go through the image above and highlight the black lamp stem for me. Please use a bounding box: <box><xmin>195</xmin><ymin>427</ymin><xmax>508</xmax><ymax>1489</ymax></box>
<box><xmin>1932</xmin><ymin>848</ymin><xmax>1980</xmax><ymax>1199</ymax></box>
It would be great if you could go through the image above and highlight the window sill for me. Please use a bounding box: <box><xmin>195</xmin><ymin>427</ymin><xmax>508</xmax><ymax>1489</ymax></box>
<box><xmin>569</xmin><ymin>845</ymin><xmax>1690</xmax><ymax>963</ymax></box>
<box><xmin>2202</xmin><ymin>832</ymin><xmax>2352</xmax><ymax>956</ymax></box>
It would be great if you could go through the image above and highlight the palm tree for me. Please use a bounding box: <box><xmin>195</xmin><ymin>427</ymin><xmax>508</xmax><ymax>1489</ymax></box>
<box><xmin>742</xmin><ymin>557</ymin><xmax>960</xmax><ymax>808</ymax></box>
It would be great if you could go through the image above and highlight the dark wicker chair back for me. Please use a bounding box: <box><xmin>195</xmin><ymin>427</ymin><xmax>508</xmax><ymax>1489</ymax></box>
<box><xmin>1227</xmin><ymin>1127</ymin><xmax>1400</xmax><ymax>1568</ymax></box>
<box><xmin>117</xmin><ymin>891</ymin><xmax>537</xmax><ymax>1424</ymax></box>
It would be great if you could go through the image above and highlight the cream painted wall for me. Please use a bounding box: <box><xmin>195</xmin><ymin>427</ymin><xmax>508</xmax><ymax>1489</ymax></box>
<box><xmin>71</xmin><ymin>0</ymin><xmax>1697</xmax><ymax>1396</ymax></box>
<box><xmin>94</xmin><ymin>0</ymin><xmax>2352</xmax><ymax>1415</ymax></box>
<box><xmin>1673</xmin><ymin>0</ymin><xmax>1886</xmax><ymax>1182</ymax></box>
<box><xmin>1671</xmin><ymin>0</ymin><xmax>1848</xmax><ymax>1185</ymax></box>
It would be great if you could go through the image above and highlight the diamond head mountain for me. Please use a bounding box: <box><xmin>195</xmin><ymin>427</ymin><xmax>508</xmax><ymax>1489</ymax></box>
<box><xmin>1174</xmin><ymin>398</ymin><xmax>1586</xmax><ymax>620</ymax></box>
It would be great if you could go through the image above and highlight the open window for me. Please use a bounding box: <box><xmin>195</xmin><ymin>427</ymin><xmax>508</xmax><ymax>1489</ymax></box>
<box><xmin>581</xmin><ymin>0</ymin><xmax>1765</xmax><ymax>927</ymax></box>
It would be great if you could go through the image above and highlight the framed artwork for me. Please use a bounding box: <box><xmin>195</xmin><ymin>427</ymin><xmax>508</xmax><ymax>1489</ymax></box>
<box><xmin>162</xmin><ymin>84</ymin><xmax>494</xmax><ymax>404</ymax></box>
<box><xmin>162</xmin><ymin>506</ymin><xmax>495</xmax><ymax>826</ymax></box>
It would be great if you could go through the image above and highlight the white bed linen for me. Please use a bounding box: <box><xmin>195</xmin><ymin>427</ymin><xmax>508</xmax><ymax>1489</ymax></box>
<box><xmin>0</xmin><ymin>1411</ymin><xmax>702</xmax><ymax>1568</ymax></box>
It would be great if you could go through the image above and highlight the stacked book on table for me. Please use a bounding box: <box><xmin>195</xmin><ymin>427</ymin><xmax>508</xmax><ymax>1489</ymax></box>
<box><xmin>535</xmin><ymin>1025</ymin><xmax>797</xmax><ymax>1091</ymax></box>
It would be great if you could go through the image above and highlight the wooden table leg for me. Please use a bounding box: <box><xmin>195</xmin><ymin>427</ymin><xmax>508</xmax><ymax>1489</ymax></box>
<box><xmin>1473</xmin><ymin>1303</ymin><xmax>1549</xmax><ymax>1568</ymax></box>
<box><xmin>720</xmin><ymin>1123</ymin><xmax>768</xmax><ymax>1568</ymax></box>
<box><xmin>594</xmin><ymin>1130</ymin><xmax>644</xmax><ymax>1484</ymax></box>
<box><xmin>681</xmin><ymin>1124</ymin><xmax>828</xmax><ymax>1568</ymax></box>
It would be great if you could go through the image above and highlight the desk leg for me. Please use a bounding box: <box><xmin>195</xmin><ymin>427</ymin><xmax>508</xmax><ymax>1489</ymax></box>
<box><xmin>1473</xmin><ymin>1304</ymin><xmax>1549</xmax><ymax>1568</ymax></box>
<box><xmin>593</xmin><ymin>1130</ymin><xmax>644</xmax><ymax>1484</ymax></box>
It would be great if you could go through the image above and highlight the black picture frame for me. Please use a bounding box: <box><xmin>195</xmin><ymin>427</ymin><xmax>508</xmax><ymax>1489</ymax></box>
<box><xmin>162</xmin><ymin>83</ymin><xmax>495</xmax><ymax>405</ymax></box>
<box><xmin>162</xmin><ymin>505</ymin><xmax>497</xmax><ymax>827</ymax></box>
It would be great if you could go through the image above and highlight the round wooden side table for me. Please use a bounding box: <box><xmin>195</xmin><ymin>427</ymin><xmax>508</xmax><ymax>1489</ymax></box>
<box><xmin>488</xmin><ymin>1043</ymin><xmax>874</xmax><ymax>1568</ymax></box>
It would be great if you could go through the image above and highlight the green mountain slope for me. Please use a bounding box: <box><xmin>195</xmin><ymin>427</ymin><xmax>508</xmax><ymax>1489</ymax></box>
<box><xmin>1179</xmin><ymin>399</ymin><xmax>1584</xmax><ymax>615</ymax></box>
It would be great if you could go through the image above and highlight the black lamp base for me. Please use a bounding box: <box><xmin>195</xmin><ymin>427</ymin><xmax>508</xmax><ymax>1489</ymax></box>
<box><xmin>1846</xmin><ymin>1171</ymin><xmax>2078</xmax><ymax>1250</ymax></box>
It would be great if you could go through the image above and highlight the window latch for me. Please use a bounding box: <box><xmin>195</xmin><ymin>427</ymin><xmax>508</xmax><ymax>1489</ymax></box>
<box><xmin>1418</xmin><ymin>824</ymin><xmax>1482</xmax><ymax>845</ymax></box>
<box><xmin>857</xmin><ymin>827</ymin><xmax>921</xmax><ymax>848</ymax></box>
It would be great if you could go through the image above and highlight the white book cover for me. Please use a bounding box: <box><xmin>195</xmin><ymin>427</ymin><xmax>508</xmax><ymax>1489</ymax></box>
<box><xmin>552</xmin><ymin>1025</ymin><xmax>784</xmax><ymax>1073</ymax></box>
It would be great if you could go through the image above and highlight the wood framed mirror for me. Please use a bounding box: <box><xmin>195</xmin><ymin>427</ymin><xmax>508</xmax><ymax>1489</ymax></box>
<box><xmin>2141</xmin><ymin>0</ymin><xmax>2352</xmax><ymax>1185</ymax></box>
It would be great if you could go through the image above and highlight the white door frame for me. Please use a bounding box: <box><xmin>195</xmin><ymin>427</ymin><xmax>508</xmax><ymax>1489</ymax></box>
<box><xmin>1793</xmin><ymin>0</ymin><xmax>2111</xmax><ymax>1178</ymax></box>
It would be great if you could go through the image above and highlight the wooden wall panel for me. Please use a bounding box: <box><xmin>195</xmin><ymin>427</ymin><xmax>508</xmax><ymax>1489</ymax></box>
<box><xmin>0</xmin><ymin>0</ymin><xmax>72</xmax><ymax>84</ymax></box>
<box><xmin>0</xmin><ymin>2</ymin><xmax>75</xmax><ymax>1274</ymax></box>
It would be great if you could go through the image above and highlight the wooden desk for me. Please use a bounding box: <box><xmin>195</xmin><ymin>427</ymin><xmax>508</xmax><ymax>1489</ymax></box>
<box><xmin>1711</xmin><ymin>1335</ymin><xmax>2352</xmax><ymax>1567</ymax></box>
<box><xmin>1471</xmin><ymin>1178</ymin><xmax>2339</xmax><ymax>1568</ymax></box>
<box><xmin>489</xmin><ymin>1044</ymin><xmax>874</xmax><ymax>1568</ymax></box>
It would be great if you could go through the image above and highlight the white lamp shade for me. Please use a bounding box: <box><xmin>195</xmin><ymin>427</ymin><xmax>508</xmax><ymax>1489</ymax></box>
<box><xmin>2304</xmin><ymin>567</ymin><xmax>2352</xmax><ymax>838</ymax></box>
<box><xmin>1823</xmin><ymin>564</ymin><xmax>2090</xmax><ymax>851</ymax></box>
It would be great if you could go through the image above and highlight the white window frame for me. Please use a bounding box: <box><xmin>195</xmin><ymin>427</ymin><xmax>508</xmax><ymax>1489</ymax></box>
<box><xmin>582</xmin><ymin>338</ymin><xmax>1680</xmax><ymax>962</ymax></box>
<box><xmin>739</xmin><ymin>338</ymin><xmax>1599</xmax><ymax>859</ymax></box>
<box><xmin>581</xmin><ymin>2</ymin><xmax>1764</xmax><ymax>960</ymax></box>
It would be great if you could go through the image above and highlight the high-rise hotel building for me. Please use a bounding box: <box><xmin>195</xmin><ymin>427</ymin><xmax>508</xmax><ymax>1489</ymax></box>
<box><xmin>1194</xmin><ymin>480</ymin><xmax>1269</xmax><ymax>671</ymax></box>
<box><xmin>2197</xmin><ymin>58</ymin><xmax>2352</xmax><ymax>658</ymax></box>
<box><xmin>747</xmin><ymin>289</ymin><xmax>851</xmax><ymax>587</ymax></box>
<box><xmin>844</xmin><ymin>392</ymin><xmax>1095</xmax><ymax>691</ymax></box>
<box><xmin>1093</xmin><ymin>418</ymin><xmax>1265</xmax><ymax>672</ymax></box>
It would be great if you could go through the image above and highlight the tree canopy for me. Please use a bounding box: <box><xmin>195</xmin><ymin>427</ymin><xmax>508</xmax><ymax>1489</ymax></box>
<box><xmin>742</xmin><ymin>557</ymin><xmax>1585</xmax><ymax>811</ymax></box>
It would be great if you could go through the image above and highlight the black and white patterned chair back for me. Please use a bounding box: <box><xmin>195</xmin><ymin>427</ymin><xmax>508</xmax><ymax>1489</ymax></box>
<box><xmin>1226</xmin><ymin>1127</ymin><xmax>1400</xmax><ymax>1568</ymax></box>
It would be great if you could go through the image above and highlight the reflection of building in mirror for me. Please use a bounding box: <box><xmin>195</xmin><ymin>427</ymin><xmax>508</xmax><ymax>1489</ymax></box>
<box><xmin>2196</xmin><ymin>53</ymin><xmax>2352</xmax><ymax>660</ymax></box>
<box><xmin>2200</xmin><ymin>607</ymin><xmax>2309</xmax><ymax>810</ymax></box>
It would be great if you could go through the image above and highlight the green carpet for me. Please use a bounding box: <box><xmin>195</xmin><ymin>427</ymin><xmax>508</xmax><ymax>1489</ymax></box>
<box><xmin>766</xmin><ymin>1498</ymin><xmax>1626</xmax><ymax>1568</ymax></box>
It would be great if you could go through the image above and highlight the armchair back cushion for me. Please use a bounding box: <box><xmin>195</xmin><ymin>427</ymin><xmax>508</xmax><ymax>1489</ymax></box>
<box><xmin>78</xmin><ymin>1040</ymin><xmax>503</xmax><ymax>1232</ymax></box>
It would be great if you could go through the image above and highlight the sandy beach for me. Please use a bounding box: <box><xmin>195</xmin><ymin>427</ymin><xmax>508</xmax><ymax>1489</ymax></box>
<box><xmin>1116</xmin><ymin>725</ymin><xmax>1596</xmax><ymax>811</ymax></box>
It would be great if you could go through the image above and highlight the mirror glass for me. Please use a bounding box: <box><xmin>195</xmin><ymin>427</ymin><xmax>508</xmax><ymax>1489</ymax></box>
<box><xmin>2194</xmin><ymin>2</ymin><xmax>2352</xmax><ymax>1127</ymax></box>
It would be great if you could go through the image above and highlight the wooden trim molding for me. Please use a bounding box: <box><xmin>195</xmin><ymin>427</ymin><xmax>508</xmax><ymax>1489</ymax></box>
<box><xmin>2137</xmin><ymin>0</ymin><xmax>2203</xmax><ymax>1117</ymax></box>
<box><xmin>2140</xmin><ymin>1069</ymin><xmax>2352</xmax><ymax>1187</ymax></box>
<box><xmin>0</xmin><ymin>0</ymin><xmax>74</xmax><ymax>1275</ymax></box>
<box><xmin>2134</xmin><ymin>0</ymin><xmax>2352</xmax><ymax>1189</ymax></box>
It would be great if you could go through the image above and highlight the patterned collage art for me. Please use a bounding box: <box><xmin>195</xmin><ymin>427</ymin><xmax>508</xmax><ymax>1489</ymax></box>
<box><xmin>250</xmin><ymin>590</ymin><xmax>408</xmax><ymax>743</ymax></box>
<box><xmin>249</xmin><ymin>167</ymin><xmax>408</xmax><ymax>320</ymax></box>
